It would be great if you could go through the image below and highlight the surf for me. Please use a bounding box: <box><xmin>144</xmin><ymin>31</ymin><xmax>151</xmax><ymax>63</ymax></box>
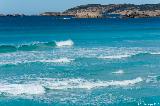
<box><xmin>0</xmin><ymin>40</ymin><xmax>74</xmax><ymax>53</ymax></box>
<box><xmin>98</xmin><ymin>54</ymin><xmax>132</xmax><ymax>59</ymax></box>
<box><xmin>0</xmin><ymin>57</ymin><xmax>74</xmax><ymax>66</ymax></box>
<box><xmin>112</xmin><ymin>70</ymin><xmax>124</xmax><ymax>74</ymax></box>
<box><xmin>0</xmin><ymin>77</ymin><xmax>143</xmax><ymax>96</ymax></box>
<box><xmin>55</xmin><ymin>40</ymin><xmax>74</xmax><ymax>47</ymax></box>
<box><xmin>0</xmin><ymin>83</ymin><xmax>45</xmax><ymax>96</ymax></box>
<box><xmin>41</xmin><ymin>77</ymin><xmax>143</xmax><ymax>90</ymax></box>
<box><xmin>97</xmin><ymin>52</ymin><xmax>160</xmax><ymax>60</ymax></box>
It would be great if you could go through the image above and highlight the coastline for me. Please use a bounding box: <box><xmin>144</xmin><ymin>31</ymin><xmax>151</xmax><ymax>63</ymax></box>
<box><xmin>1</xmin><ymin>15</ymin><xmax>160</xmax><ymax>19</ymax></box>
<box><xmin>1</xmin><ymin>4</ymin><xmax>160</xmax><ymax>18</ymax></box>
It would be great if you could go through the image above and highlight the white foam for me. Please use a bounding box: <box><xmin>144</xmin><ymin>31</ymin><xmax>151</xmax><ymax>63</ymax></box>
<box><xmin>55</xmin><ymin>40</ymin><xmax>74</xmax><ymax>47</ymax></box>
<box><xmin>112</xmin><ymin>70</ymin><xmax>124</xmax><ymax>74</ymax></box>
<box><xmin>37</xmin><ymin>58</ymin><xmax>74</xmax><ymax>63</ymax></box>
<box><xmin>0</xmin><ymin>77</ymin><xmax>143</xmax><ymax>96</ymax></box>
<box><xmin>0</xmin><ymin>83</ymin><xmax>45</xmax><ymax>96</ymax></box>
<box><xmin>98</xmin><ymin>54</ymin><xmax>131</xmax><ymax>59</ymax></box>
<box><xmin>0</xmin><ymin>61</ymin><xmax>21</xmax><ymax>65</ymax></box>
<box><xmin>0</xmin><ymin>58</ymin><xmax>74</xmax><ymax>65</ymax></box>
<box><xmin>150</xmin><ymin>52</ymin><xmax>160</xmax><ymax>55</ymax></box>
<box><xmin>41</xmin><ymin>77</ymin><xmax>143</xmax><ymax>90</ymax></box>
<box><xmin>63</xmin><ymin>17</ymin><xmax>71</xmax><ymax>20</ymax></box>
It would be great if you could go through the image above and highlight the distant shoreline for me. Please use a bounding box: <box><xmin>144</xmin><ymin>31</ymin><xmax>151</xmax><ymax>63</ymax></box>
<box><xmin>1</xmin><ymin>15</ymin><xmax>160</xmax><ymax>19</ymax></box>
<box><xmin>1</xmin><ymin>3</ymin><xmax>160</xmax><ymax>18</ymax></box>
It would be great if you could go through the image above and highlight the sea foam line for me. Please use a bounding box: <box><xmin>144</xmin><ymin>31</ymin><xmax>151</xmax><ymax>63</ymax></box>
<box><xmin>36</xmin><ymin>58</ymin><xmax>74</xmax><ymax>63</ymax></box>
<box><xmin>98</xmin><ymin>54</ymin><xmax>132</xmax><ymax>59</ymax></box>
<box><xmin>0</xmin><ymin>77</ymin><xmax>143</xmax><ymax>96</ymax></box>
<box><xmin>0</xmin><ymin>58</ymin><xmax>74</xmax><ymax>65</ymax></box>
<box><xmin>41</xmin><ymin>77</ymin><xmax>143</xmax><ymax>90</ymax></box>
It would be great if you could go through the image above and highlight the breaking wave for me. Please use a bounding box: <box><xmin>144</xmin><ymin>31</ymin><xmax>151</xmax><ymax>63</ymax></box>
<box><xmin>0</xmin><ymin>40</ymin><xmax>74</xmax><ymax>53</ymax></box>
<box><xmin>0</xmin><ymin>77</ymin><xmax>143</xmax><ymax>96</ymax></box>
<box><xmin>0</xmin><ymin>41</ymin><xmax>54</xmax><ymax>53</ymax></box>
<box><xmin>112</xmin><ymin>70</ymin><xmax>124</xmax><ymax>74</ymax></box>
<box><xmin>42</xmin><ymin>77</ymin><xmax>143</xmax><ymax>90</ymax></box>
<box><xmin>0</xmin><ymin>83</ymin><xmax>45</xmax><ymax>96</ymax></box>
<box><xmin>55</xmin><ymin>40</ymin><xmax>74</xmax><ymax>47</ymax></box>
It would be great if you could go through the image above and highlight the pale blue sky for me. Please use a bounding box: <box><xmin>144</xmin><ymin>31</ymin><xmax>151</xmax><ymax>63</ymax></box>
<box><xmin>0</xmin><ymin>0</ymin><xmax>159</xmax><ymax>14</ymax></box>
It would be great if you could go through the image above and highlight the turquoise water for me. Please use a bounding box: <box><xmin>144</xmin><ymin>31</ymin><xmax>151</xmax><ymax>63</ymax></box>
<box><xmin>0</xmin><ymin>16</ymin><xmax>160</xmax><ymax>106</ymax></box>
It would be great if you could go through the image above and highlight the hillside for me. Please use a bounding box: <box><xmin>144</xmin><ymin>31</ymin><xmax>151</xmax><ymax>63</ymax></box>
<box><xmin>63</xmin><ymin>4</ymin><xmax>160</xmax><ymax>18</ymax></box>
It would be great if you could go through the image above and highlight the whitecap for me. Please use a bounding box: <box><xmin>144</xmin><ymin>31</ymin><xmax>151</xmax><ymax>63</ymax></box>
<box><xmin>98</xmin><ymin>54</ymin><xmax>131</xmax><ymax>59</ymax></box>
<box><xmin>0</xmin><ymin>83</ymin><xmax>45</xmax><ymax>96</ymax></box>
<box><xmin>37</xmin><ymin>58</ymin><xmax>74</xmax><ymax>63</ymax></box>
<box><xmin>0</xmin><ymin>58</ymin><xmax>74</xmax><ymax>65</ymax></box>
<box><xmin>0</xmin><ymin>77</ymin><xmax>143</xmax><ymax>96</ymax></box>
<box><xmin>150</xmin><ymin>52</ymin><xmax>160</xmax><ymax>55</ymax></box>
<box><xmin>55</xmin><ymin>40</ymin><xmax>74</xmax><ymax>47</ymax></box>
<box><xmin>112</xmin><ymin>70</ymin><xmax>124</xmax><ymax>74</ymax></box>
<box><xmin>41</xmin><ymin>77</ymin><xmax>143</xmax><ymax>90</ymax></box>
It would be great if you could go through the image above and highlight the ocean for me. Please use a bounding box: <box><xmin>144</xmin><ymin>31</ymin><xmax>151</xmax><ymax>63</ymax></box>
<box><xmin>0</xmin><ymin>16</ymin><xmax>160</xmax><ymax>106</ymax></box>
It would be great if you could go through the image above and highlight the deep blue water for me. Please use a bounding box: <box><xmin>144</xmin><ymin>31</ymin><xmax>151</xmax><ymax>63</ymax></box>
<box><xmin>0</xmin><ymin>16</ymin><xmax>160</xmax><ymax>106</ymax></box>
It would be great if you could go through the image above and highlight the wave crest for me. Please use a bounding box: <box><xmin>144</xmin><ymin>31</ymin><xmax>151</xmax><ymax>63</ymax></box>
<box><xmin>55</xmin><ymin>40</ymin><xmax>74</xmax><ymax>47</ymax></box>
<box><xmin>0</xmin><ymin>40</ymin><xmax>74</xmax><ymax>53</ymax></box>
<box><xmin>42</xmin><ymin>77</ymin><xmax>143</xmax><ymax>90</ymax></box>
<box><xmin>0</xmin><ymin>83</ymin><xmax>45</xmax><ymax>96</ymax></box>
<box><xmin>37</xmin><ymin>58</ymin><xmax>74</xmax><ymax>63</ymax></box>
<box><xmin>112</xmin><ymin>70</ymin><xmax>124</xmax><ymax>74</ymax></box>
<box><xmin>0</xmin><ymin>77</ymin><xmax>143</xmax><ymax>96</ymax></box>
<box><xmin>98</xmin><ymin>54</ymin><xmax>132</xmax><ymax>59</ymax></box>
<box><xmin>0</xmin><ymin>58</ymin><xmax>74</xmax><ymax>65</ymax></box>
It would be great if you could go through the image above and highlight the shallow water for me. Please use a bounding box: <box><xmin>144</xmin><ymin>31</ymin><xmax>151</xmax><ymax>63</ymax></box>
<box><xmin>0</xmin><ymin>16</ymin><xmax>160</xmax><ymax>105</ymax></box>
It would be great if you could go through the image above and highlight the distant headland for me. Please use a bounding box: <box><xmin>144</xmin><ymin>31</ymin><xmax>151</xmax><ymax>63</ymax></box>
<box><xmin>1</xmin><ymin>4</ymin><xmax>160</xmax><ymax>18</ymax></box>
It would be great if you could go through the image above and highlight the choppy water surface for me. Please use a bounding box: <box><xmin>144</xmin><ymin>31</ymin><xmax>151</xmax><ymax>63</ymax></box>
<box><xmin>0</xmin><ymin>16</ymin><xmax>160</xmax><ymax>106</ymax></box>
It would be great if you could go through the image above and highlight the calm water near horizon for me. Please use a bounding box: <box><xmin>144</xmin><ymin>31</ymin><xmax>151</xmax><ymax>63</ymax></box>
<box><xmin>0</xmin><ymin>16</ymin><xmax>160</xmax><ymax>105</ymax></box>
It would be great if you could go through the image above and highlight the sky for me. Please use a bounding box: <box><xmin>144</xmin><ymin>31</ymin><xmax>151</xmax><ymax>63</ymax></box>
<box><xmin>0</xmin><ymin>0</ymin><xmax>159</xmax><ymax>15</ymax></box>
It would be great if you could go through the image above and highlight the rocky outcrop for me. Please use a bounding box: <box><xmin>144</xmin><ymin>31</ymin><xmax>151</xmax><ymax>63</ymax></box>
<box><xmin>112</xmin><ymin>9</ymin><xmax>160</xmax><ymax>18</ymax></box>
<box><xmin>63</xmin><ymin>4</ymin><xmax>103</xmax><ymax>18</ymax></box>
<box><xmin>41</xmin><ymin>4</ymin><xmax>160</xmax><ymax>18</ymax></box>
<box><xmin>63</xmin><ymin>4</ymin><xmax>160</xmax><ymax>18</ymax></box>
<box><xmin>75</xmin><ymin>11</ymin><xmax>102</xmax><ymax>18</ymax></box>
<box><xmin>125</xmin><ymin>10</ymin><xmax>160</xmax><ymax>18</ymax></box>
